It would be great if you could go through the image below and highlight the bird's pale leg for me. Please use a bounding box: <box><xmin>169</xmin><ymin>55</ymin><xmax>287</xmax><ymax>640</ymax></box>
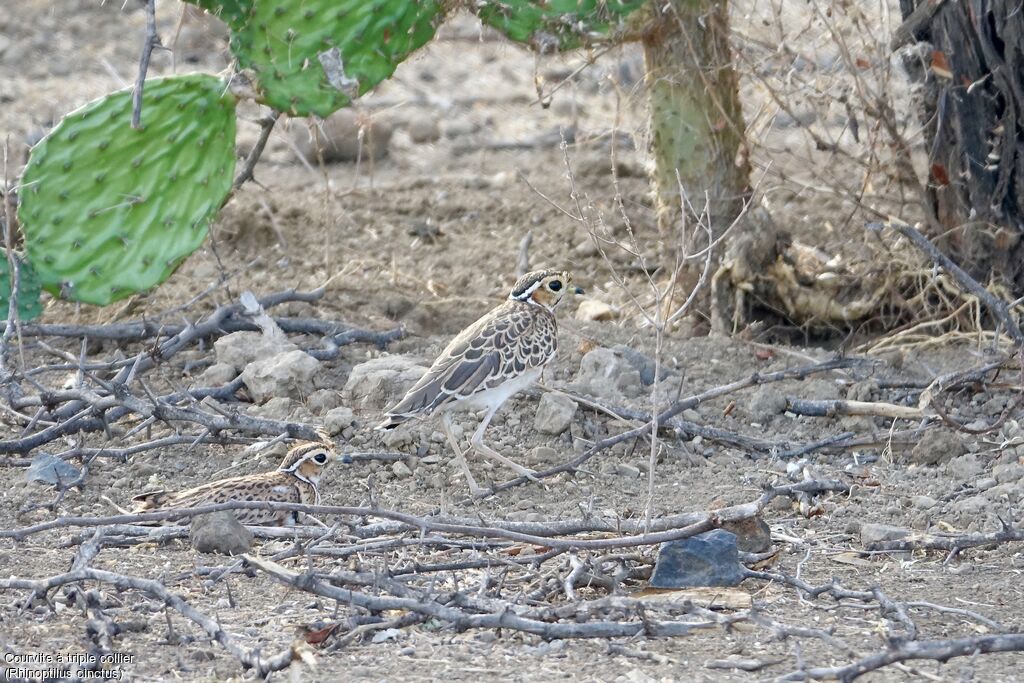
<box><xmin>442</xmin><ymin>412</ymin><xmax>485</xmax><ymax>496</ymax></box>
<box><xmin>470</xmin><ymin>405</ymin><xmax>539</xmax><ymax>482</ymax></box>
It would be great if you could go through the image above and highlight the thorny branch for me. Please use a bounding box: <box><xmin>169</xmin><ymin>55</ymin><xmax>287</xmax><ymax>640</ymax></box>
<box><xmin>131</xmin><ymin>0</ymin><xmax>161</xmax><ymax>130</ymax></box>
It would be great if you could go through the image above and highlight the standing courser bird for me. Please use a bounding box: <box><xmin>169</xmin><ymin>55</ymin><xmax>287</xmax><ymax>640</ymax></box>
<box><xmin>377</xmin><ymin>269</ymin><xmax>583</xmax><ymax>494</ymax></box>
<box><xmin>131</xmin><ymin>441</ymin><xmax>339</xmax><ymax>525</ymax></box>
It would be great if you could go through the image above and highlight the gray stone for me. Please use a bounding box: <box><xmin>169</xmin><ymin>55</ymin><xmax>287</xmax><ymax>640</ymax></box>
<box><xmin>575</xmin><ymin>347</ymin><xmax>643</xmax><ymax>399</ymax></box>
<box><xmin>951</xmin><ymin>495</ymin><xmax>989</xmax><ymax>516</ymax></box>
<box><xmin>406</xmin><ymin>115</ymin><xmax>440</xmax><ymax>143</ymax></box>
<box><xmin>190</xmin><ymin>512</ymin><xmax>254</xmax><ymax>555</ymax></box>
<box><xmin>324</xmin><ymin>406</ymin><xmax>357</xmax><ymax>435</ymax></box>
<box><xmin>911</xmin><ymin>430</ymin><xmax>966</xmax><ymax>465</ymax></box>
<box><xmin>649</xmin><ymin>529</ymin><xmax>745</xmax><ymax>588</ymax></box>
<box><xmin>911</xmin><ymin>495</ymin><xmax>937</xmax><ymax>510</ymax></box>
<box><xmin>533</xmin><ymin>393</ymin><xmax>578</xmax><ymax>435</ymax></box>
<box><xmin>984</xmin><ymin>482</ymin><xmax>1020</xmax><ymax>502</ymax></box>
<box><xmin>993</xmin><ymin>462</ymin><xmax>1024</xmax><ymax>484</ymax></box>
<box><xmin>614</xmin><ymin>463</ymin><xmax>641</xmax><ymax>478</ymax></box>
<box><xmin>747</xmin><ymin>386</ymin><xmax>787</xmax><ymax>422</ymax></box>
<box><xmin>241</xmin><ymin>350</ymin><xmax>320</xmax><ymax>403</ymax></box>
<box><xmin>290</xmin><ymin>110</ymin><xmax>393</xmax><ymax>163</ymax></box>
<box><xmin>720</xmin><ymin>516</ymin><xmax>772</xmax><ymax>554</ymax></box>
<box><xmin>197</xmin><ymin>362</ymin><xmax>237</xmax><ymax>386</ymax></box>
<box><xmin>526</xmin><ymin>446</ymin><xmax>559</xmax><ymax>466</ymax></box>
<box><xmin>343</xmin><ymin>356</ymin><xmax>427</xmax><ymax>410</ymax></box>
<box><xmin>612</xmin><ymin>345</ymin><xmax>662</xmax><ymax>386</ymax></box>
<box><xmin>947</xmin><ymin>453</ymin><xmax>984</xmax><ymax>481</ymax></box>
<box><xmin>25</xmin><ymin>453</ymin><xmax>80</xmax><ymax>487</ymax></box>
<box><xmin>248</xmin><ymin>396</ymin><xmax>294</xmax><ymax>421</ymax></box>
<box><xmin>215</xmin><ymin>331</ymin><xmax>297</xmax><ymax>371</ymax></box>
<box><xmin>860</xmin><ymin>523</ymin><xmax>911</xmax><ymax>548</ymax></box>
<box><xmin>306</xmin><ymin>389</ymin><xmax>342</xmax><ymax>415</ymax></box>
<box><xmin>391</xmin><ymin>461</ymin><xmax>413</xmax><ymax>479</ymax></box>
<box><xmin>976</xmin><ymin>477</ymin><xmax>998</xmax><ymax>491</ymax></box>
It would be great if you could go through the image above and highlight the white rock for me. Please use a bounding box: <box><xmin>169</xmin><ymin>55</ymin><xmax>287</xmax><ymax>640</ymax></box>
<box><xmin>215</xmin><ymin>331</ymin><xmax>297</xmax><ymax>371</ymax></box>
<box><xmin>197</xmin><ymin>362</ymin><xmax>236</xmax><ymax>386</ymax></box>
<box><xmin>241</xmin><ymin>349</ymin><xmax>320</xmax><ymax>403</ymax></box>
<box><xmin>575</xmin><ymin>347</ymin><xmax>643</xmax><ymax>399</ymax></box>
<box><xmin>533</xmin><ymin>393</ymin><xmax>578</xmax><ymax>435</ymax></box>
<box><xmin>343</xmin><ymin>356</ymin><xmax>428</xmax><ymax>410</ymax></box>
<box><xmin>575</xmin><ymin>299</ymin><xmax>616</xmax><ymax>321</ymax></box>
<box><xmin>324</xmin><ymin>406</ymin><xmax>357</xmax><ymax>435</ymax></box>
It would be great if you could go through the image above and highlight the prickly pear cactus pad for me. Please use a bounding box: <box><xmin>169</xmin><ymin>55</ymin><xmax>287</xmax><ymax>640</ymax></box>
<box><xmin>185</xmin><ymin>0</ymin><xmax>250</xmax><ymax>30</ymax></box>
<box><xmin>230</xmin><ymin>0</ymin><xmax>443</xmax><ymax>118</ymax></box>
<box><xmin>476</xmin><ymin>0</ymin><xmax>645</xmax><ymax>51</ymax></box>
<box><xmin>0</xmin><ymin>255</ymin><xmax>43</xmax><ymax>322</ymax></box>
<box><xmin>18</xmin><ymin>74</ymin><xmax>236</xmax><ymax>306</ymax></box>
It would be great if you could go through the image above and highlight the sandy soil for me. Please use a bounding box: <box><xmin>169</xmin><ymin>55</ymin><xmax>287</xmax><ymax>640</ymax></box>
<box><xmin>2</xmin><ymin>2</ymin><xmax>1023</xmax><ymax>682</ymax></box>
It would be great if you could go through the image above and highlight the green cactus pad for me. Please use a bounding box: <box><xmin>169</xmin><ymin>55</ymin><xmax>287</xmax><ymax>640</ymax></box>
<box><xmin>230</xmin><ymin>0</ymin><xmax>443</xmax><ymax>118</ymax></box>
<box><xmin>0</xmin><ymin>254</ymin><xmax>43</xmax><ymax>322</ymax></box>
<box><xmin>476</xmin><ymin>0</ymin><xmax>645</xmax><ymax>51</ymax></box>
<box><xmin>185</xmin><ymin>0</ymin><xmax>250</xmax><ymax>29</ymax></box>
<box><xmin>18</xmin><ymin>74</ymin><xmax>236</xmax><ymax>306</ymax></box>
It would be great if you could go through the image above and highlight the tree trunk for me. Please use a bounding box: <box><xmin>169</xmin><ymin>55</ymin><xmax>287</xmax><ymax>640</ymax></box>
<box><xmin>898</xmin><ymin>0</ymin><xmax>1024</xmax><ymax>290</ymax></box>
<box><xmin>641</xmin><ymin>0</ymin><xmax>751</xmax><ymax>237</ymax></box>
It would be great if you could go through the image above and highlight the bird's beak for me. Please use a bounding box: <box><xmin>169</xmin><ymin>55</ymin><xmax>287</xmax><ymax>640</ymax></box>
<box><xmin>336</xmin><ymin>452</ymin><xmax>353</xmax><ymax>465</ymax></box>
<box><xmin>574</xmin><ymin>286</ymin><xmax>585</xmax><ymax>295</ymax></box>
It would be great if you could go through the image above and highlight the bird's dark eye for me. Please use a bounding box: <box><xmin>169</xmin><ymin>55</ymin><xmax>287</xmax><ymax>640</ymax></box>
<box><xmin>314</xmin><ymin>452</ymin><xmax>328</xmax><ymax>464</ymax></box>
<box><xmin>549</xmin><ymin>280</ymin><xmax>562</xmax><ymax>292</ymax></box>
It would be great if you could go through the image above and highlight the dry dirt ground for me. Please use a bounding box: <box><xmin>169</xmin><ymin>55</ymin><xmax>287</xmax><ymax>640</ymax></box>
<box><xmin>2</xmin><ymin>1</ymin><xmax>1024</xmax><ymax>682</ymax></box>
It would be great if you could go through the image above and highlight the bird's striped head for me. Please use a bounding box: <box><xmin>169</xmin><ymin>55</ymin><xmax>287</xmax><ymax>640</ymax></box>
<box><xmin>278</xmin><ymin>441</ymin><xmax>344</xmax><ymax>482</ymax></box>
<box><xmin>509</xmin><ymin>269</ymin><xmax>583</xmax><ymax>311</ymax></box>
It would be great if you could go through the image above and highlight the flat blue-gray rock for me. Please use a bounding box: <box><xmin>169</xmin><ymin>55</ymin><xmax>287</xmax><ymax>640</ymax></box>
<box><xmin>649</xmin><ymin>529</ymin><xmax>745</xmax><ymax>588</ymax></box>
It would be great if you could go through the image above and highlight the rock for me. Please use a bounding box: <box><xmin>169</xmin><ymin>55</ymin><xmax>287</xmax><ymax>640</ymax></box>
<box><xmin>911</xmin><ymin>430</ymin><xmax>966</xmax><ymax>465</ymax></box>
<box><xmin>649</xmin><ymin>529</ymin><xmax>745</xmax><ymax>588</ymax></box>
<box><xmin>614</xmin><ymin>463</ymin><xmax>641</xmax><ymax>478</ymax></box>
<box><xmin>984</xmin><ymin>482</ymin><xmax>1020</xmax><ymax>502</ymax></box>
<box><xmin>25</xmin><ymin>453</ymin><xmax>81</xmax><ymax>487</ymax></box>
<box><xmin>406</xmin><ymin>115</ymin><xmax>440</xmax><ymax>143</ymax></box>
<box><xmin>993</xmin><ymin>462</ymin><xmax>1024</xmax><ymax>484</ymax></box>
<box><xmin>533</xmin><ymin>393</ymin><xmax>578</xmax><ymax>435</ymax></box>
<box><xmin>248</xmin><ymin>396</ymin><xmax>293</xmax><ymax>421</ymax></box>
<box><xmin>290</xmin><ymin>110</ymin><xmax>393</xmax><ymax>163</ymax></box>
<box><xmin>215</xmin><ymin>331</ymin><xmax>297</xmax><ymax>371</ymax></box>
<box><xmin>976</xmin><ymin>477</ymin><xmax>998</xmax><ymax>491</ymax></box>
<box><xmin>575</xmin><ymin>299</ymin><xmax>616</xmax><ymax>321</ymax></box>
<box><xmin>526</xmin><ymin>446</ymin><xmax>559</xmax><ymax>466</ymax></box>
<box><xmin>343</xmin><ymin>356</ymin><xmax>427</xmax><ymax>410</ymax></box>
<box><xmin>860</xmin><ymin>523</ymin><xmax>911</xmax><ymax>548</ymax></box>
<box><xmin>575</xmin><ymin>347</ymin><xmax>643</xmax><ymax>399</ymax></box>
<box><xmin>951</xmin><ymin>495</ymin><xmax>989</xmax><ymax>516</ymax></box>
<box><xmin>241</xmin><ymin>350</ymin><xmax>321</xmax><ymax>403</ymax></box>
<box><xmin>720</xmin><ymin>516</ymin><xmax>772</xmax><ymax>553</ymax></box>
<box><xmin>391</xmin><ymin>461</ymin><xmax>413</xmax><ymax>479</ymax></box>
<box><xmin>947</xmin><ymin>453</ymin><xmax>984</xmax><ymax>481</ymax></box>
<box><xmin>747</xmin><ymin>386</ymin><xmax>787</xmax><ymax>422</ymax></box>
<box><xmin>911</xmin><ymin>495</ymin><xmax>937</xmax><ymax>510</ymax></box>
<box><xmin>306</xmin><ymin>389</ymin><xmax>342</xmax><ymax>415</ymax></box>
<box><xmin>197</xmin><ymin>362</ymin><xmax>236</xmax><ymax>386</ymax></box>
<box><xmin>324</xmin><ymin>406</ymin><xmax>357</xmax><ymax>435</ymax></box>
<box><xmin>190</xmin><ymin>512</ymin><xmax>253</xmax><ymax>555</ymax></box>
<box><xmin>611</xmin><ymin>346</ymin><xmax>661</xmax><ymax>386</ymax></box>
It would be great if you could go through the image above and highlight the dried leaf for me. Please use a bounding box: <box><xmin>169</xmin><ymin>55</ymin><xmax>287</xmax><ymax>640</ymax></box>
<box><xmin>831</xmin><ymin>552</ymin><xmax>874</xmax><ymax>568</ymax></box>
<box><xmin>931</xmin><ymin>50</ymin><xmax>953</xmax><ymax>79</ymax></box>
<box><xmin>931</xmin><ymin>163</ymin><xmax>951</xmax><ymax>186</ymax></box>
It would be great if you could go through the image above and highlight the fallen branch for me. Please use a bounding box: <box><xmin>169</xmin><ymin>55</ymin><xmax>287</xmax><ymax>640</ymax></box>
<box><xmin>0</xmin><ymin>568</ymin><xmax>294</xmax><ymax>676</ymax></box>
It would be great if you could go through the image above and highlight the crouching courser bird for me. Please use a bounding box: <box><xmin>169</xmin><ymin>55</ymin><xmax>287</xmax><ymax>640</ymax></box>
<box><xmin>376</xmin><ymin>269</ymin><xmax>583</xmax><ymax>495</ymax></box>
<box><xmin>131</xmin><ymin>441</ymin><xmax>339</xmax><ymax>526</ymax></box>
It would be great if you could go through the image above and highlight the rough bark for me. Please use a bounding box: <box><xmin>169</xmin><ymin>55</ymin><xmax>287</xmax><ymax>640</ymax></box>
<box><xmin>899</xmin><ymin>0</ymin><xmax>1024</xmax><ymax>290</ymax></box>
<box><xmin>641</xmin><ymin>0</ymin><xmax>751</xmax><ymax>237</ymax></box>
